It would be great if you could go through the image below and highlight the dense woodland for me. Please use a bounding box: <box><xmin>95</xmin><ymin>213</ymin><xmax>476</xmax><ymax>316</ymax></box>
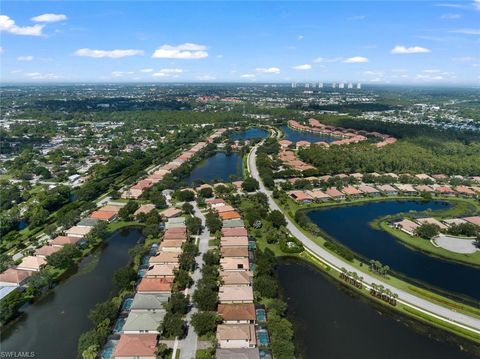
<box><xmin>297</xmin><ymin>117</ymin><xmax>480</xmax><ymax>175</ymax></box>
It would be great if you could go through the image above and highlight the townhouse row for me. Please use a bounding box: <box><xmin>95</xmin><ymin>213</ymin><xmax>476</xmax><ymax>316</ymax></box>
<box><xmin>122</xmin><ymin>129</ymin><xmax>226</xmax><ymax>199</ymax></box>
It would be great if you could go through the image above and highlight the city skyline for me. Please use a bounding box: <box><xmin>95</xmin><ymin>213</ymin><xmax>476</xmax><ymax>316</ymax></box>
<box><xmin>1</xmin><ymin>1</ymin><xmax>480</xmax><ymax>84</ymax></box>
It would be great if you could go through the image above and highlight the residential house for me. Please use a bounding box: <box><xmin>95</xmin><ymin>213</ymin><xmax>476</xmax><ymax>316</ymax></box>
<box><xmin>65</xmin><ymin>226</ymin><xmax>92</xmax><ymax>238</ymax></box>
<box><xmin>219</xmin><ymin>286</ymin><xmax>254</xmax><ymax>304</ymax></box>
<box><xmin>416</xmin><ymin>218</ymin><xmax>448</xmax><ymax>230</ymax></box>
<box><xmin>220</xmin><ymin>271</ymin><xmax>253</xmax><ymax>287</ymax></box>
<box><xmin>221</xmin><ymin>247</ymin><xmax>249</xmax><ymax>258</ymax></box>
<box><xmin>145</xmin><ymin>264</ymin><xmax>177</xmax><ymax>279</ymax></box>
<box><xmin>0</xmin><ymin>268</ymin><xmax>33</xmax><ymax>286</ymax></box>
<box><xmin>222</xmin><ymin>228</ymin><xmax>248</xmax><ymax>237</ymax></box>
<box><xmin>393</xmin><ymin>219</ymin><xmax>419</xmax><ymax>236</ymax></box>
<box><xmin>130</xmin><ymin>293</ymin><xmax>170</xmax><ymax>312</ymax></box>
<box><xmin>159</xmin><ymin>240</ymin><xmax>183</xmax><ymax>253</ymax></box>
<box><xmin>17</xmin><ymin>256</ymin><xmax>46</xmax><ymax>272</ymax></box>
<box><xmin>358</xmin><ymin>184</ymin><xmax>380</xmax><ymax>196</ymax></box>
<box><xmin>50</xmin><ymin>235</ymin><xmax>84</xmax><ymax>247</ymax></box>
<box><xmin>216</xmin><ymin>324</ymin><xmax>257</xmax><ymax>349</ymax></box>
<box><xmin>376</xmin><ymin>184</ymin><xmax>398</xmax><ymax>196</ymax></box>
<box><xmin>218</xmin><ymin>304</ymin><xmax>256</xmax><ymax>324</ymax></box>
<box><xmin>112</xmin><ymin>334</ymin><xmax>157</xmax><ymax>359</ymax></box>
<box><xmin>216</xmin><ymin>348</ymin><xmax>260</xmax><ymax>359</ymax></box>
<box><xmin>220</xmin><ymin>258</ymin><xmax>250</xmax><ymax>272</ymax></box>
<box><xmin>137</xmin><ymin>278</ymin><xmax>173</xmax><ymax>294</ymax></box>
<box><xmin>122</xmin><ymin>311</ymin><xmax>165</xmax><ymax>334</ymax></box>
<box><xmin>34</xmin><ymin>245</ymin><xmax>61</xmax><ymax>258</ymax></box>
<box><xmin>221</xmin><ymin>237</ymin><xmax>249</xmax><ymax>248</ymax></box>
<box><xmin>325</xmin><ymin>187</ymin><xmax>346</xmax><ymax>200</ymax></box>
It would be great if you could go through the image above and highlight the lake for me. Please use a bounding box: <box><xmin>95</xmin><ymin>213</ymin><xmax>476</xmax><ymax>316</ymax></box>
<box><xmin>278</xmin><ymin>260</ymin><xmax>479</xmax><ymax>359</ymax></box>
<box><xmin>306</xmin><ymin>200</ymin><xmax>480</xmax><ymax>301</ymax></box>
<box><xmin>0</xmin><ymin>227</ymin><xmax>142</xmax><ymax>359</ymax></box>
<box><xmin>229</xmin><ymin>128</ymin><xmax>269</xmax><ymax>141</ymax></box>
<box><xmin>184</xmin><ymin>152</ymin><xmax>243</xmax><ymax>185</ymax></box>
<box><xmin>281</xmin><ymin>125</ymin><xmax>339</xmax><ymax>143</ymax></box>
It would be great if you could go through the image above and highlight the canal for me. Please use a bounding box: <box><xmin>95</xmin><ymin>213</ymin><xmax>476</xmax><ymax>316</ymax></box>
<box><xmin>281</xmin><ymin>125</ymin><xmax>338</xmax><ymax>143</ymax></box>
<box><xmin>278</xmin><ymin>259</ymin><xmax>479</xmax><ymax>359</ymax></box>
<box><xmin>184</xmin><ymin>152</ymin><xmax>243</xmax><ymax>185</ymax></box>
<box><xmin>306</xmin><ymin>200</ymin><xmax>480</xmax><ymax>301</ymax></box>
<box><xmin>229</xmin><ymin>128</ymin><xmax>269</xmax><ymax>141</ymax></box>
<box><xmin>0</xmin><ymin>228</ymin><xmax>142</xmax><ymax>359</ymax></box>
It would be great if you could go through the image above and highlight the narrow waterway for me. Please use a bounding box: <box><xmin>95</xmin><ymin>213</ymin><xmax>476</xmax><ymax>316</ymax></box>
<box><xmin>306</xmin><ymin>200</ymin><xmax>480</xmax><ymax>300</ymax></box>
<box><xmin>184</xmin><ymin>152</ymin><xmax>243</xmax><ymax>185</ymax></box>
<box><xmin>281</xmin><ymin>125</ymin><xmax>338</xmax><ymax>143</ymax></box>
<box><xmin>229</xmin><ymin>128</ymin><xmax>269</xmax><ymax>141</ymax></box>
<box><xmin>277</xmin><ymin>260</ymin><xmax>479</xmax><ymax>359</ymax></box>
<box><xmin>0</xmin><ymin>228</ymin><xmax>142</xmax><ymax>359</ymax></box>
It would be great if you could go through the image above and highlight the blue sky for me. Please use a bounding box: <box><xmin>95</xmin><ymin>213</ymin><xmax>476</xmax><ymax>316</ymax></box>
<box><xmin>1</xmin><ymin>1</ymin><xmax>479</xmax><ymax>84</ymax></box>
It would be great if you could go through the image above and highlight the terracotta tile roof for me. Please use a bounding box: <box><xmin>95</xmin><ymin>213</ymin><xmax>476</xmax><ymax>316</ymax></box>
<box><xmin>222</xmin><ymin>227</ymin><xmax>248</xmax><ymax>237</ymax></box>
<box><xmin>17</xmin><ymin>256</ymin><xmax>46</xmax><ymax>271</ymax></box>
<box><xmin>220</xmin><ymin>271</ymin><xmax>253</xmax><ymax>286</ymax></box>
<box><xmin>113</xmin><ymin>334</ymin><xmax>157</xmax><ymax>357</ymax></box>
<box><xmin>90</xmin><ymin>210</ymin><xmax>117</xmax><ymax>221</ymax></box>
<box><xmin>219</xmin><ymin>211</ymin><xmax>242</xmax><ymax>220</ymax></box>
<box><xmin>34</xmin><ymin>245</ymin><xmax>62</xmax><ymax>257</ymax></box>
<box><xmin>137</xmin><ymin>278</ymin><xmax>173</xmax><ymax>293</ymax></box>
<box><xmin>221</xmin><ymin>247</ymin><xmax>249</xmax><ymax>258</ymax></box>
<box><xmin>50</xmin><ymin>235</ymin><xmax>82</xmax><ymax>246</ymax></box>
<box><xmin>0</xmin><ymin>268</ymin><xmax>33</xmax><ymax>285</ymax></box>
<box><xmin>218</xmin><ymin>303</ymin><xmax>256</xmax><ymax>321</ymax></box>
<box><xmin>217</xmin><ymin>324</ymin><xmax>256</xmax><ymax>343</ymax></box>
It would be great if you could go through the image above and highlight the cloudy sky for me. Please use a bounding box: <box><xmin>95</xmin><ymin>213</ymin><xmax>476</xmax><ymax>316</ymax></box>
<box><xmin>1</xmin><ymin>1</ymin><xmax>479</xmax><ymax>84</ymax></box>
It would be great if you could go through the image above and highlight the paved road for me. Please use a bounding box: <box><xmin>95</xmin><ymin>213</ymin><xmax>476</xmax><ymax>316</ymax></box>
<box><xmin>178</xmin><ymin>202</ymin><xmax>211</xmax><ymax>359</ymax></box>
<box><xmin>248</xmin><ymin>144</ymin><xmax>480</xmax><ymax>334</ymax></box>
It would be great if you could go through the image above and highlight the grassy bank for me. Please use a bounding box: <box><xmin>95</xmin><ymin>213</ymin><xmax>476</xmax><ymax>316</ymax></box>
<box><xmin>378</xmin><ymin>221</ymin><xmax>480</xmax><ymax>267</ymax></box>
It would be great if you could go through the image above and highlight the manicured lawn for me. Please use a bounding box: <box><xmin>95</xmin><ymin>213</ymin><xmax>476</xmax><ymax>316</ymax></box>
<box><xmin>379</xmin><ymin>221</ymin><xmax>480</xmax><ymax>267</ymax></box>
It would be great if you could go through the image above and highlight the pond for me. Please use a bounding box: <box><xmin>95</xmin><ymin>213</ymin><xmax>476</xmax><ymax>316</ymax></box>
<box><xmin>0</xmin><ymin>227</ymin><xmax>143</xmax><ymax>359</ymax></box>
<box><xmin>306</xmin><ymin>200</ymin><xmax>480</xmax><ymax>301</ymax></box>
<box><xmin>184</xmin><ymin>152</ymin><xmax>243</xmax><ymax>185</ymax></box>
<box><xmin>278</xmin><ymin>260</ymin><xmax>479</xmax><ymax>359</ymax></box>
<box><xmin>229</xmin><ymin>128</ymin><xmax>269</xmax><ymax>141</ymax></box>
<box><xmin>281</xmin><ymin>125</ymin><xmax>339</xmax><ymax>143</ymax></box>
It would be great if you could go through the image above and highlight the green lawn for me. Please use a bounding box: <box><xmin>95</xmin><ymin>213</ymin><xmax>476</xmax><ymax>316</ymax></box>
<box><xmin>379</xmin><ymin>221</ymin><xmax>480</xmax><ymax>267</ymax></box>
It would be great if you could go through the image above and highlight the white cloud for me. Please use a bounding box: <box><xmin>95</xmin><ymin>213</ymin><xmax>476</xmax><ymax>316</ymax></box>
<box><xmin>435</xmin><ymin>3</ymin><xmax>469</xmax><ymax>9</ymax></box>
<box><xmin>25</xmin><ymin>72</ymin><xmax>59</xmax><ymax>80</ymax></box>
<box><xmin>75</xmin><ymin>48</ymin><xmax>144</xmax><ymax>58</ymax></box>
<box><xmin>474</xmin><ymin>0</ymin><xmax>480</xmax><ymax>10</ymax></box>
<box><xmin>140</xmin><ymin>68</ymin><xmax>154</xmax><ymax>73</ymax></box>
<box><xmin>440</xmin><ymin>13</ymin><xmax>461</xmax><ymax>19</ymax></box>
<box><xmin>111</xmin><ymin>71</ymin><xmax>134</xmax><ymax>77</ymax></box>
<box><xmin>348</xmin><ymin>15</ymin><xmax>366</xmax><ymax>20</ymax></box>
<box><xmin>31</xmin><ymin>14</ymin><xmax>67</xmax><ymax>23</ymax></box>
<box><xmin>152</xmin><ymin>43</ymin><xmax>208</xmax><ymax>59</ymax></box>
<box><xmin>152</xmin><ymin>68</ymin><xmax>183</xmax><ymax>77</ymax></box>
<box><xmin>452</xmin><ymin>56</ymin><xmax>475</xmax><ymax>62</ymax></box>
<box><xmin>0</xmin><ymin>47</ymin><xmax>4</xmax><ymax>54</ymax></box>
<box><xmin>343</xmin><ymin>56</ymin><xmax>369</xmax><ymax>63</ymax></box>
<box><xmin>241</xmin><ymin>74</ymin><xmax>255</xmax><ymax>78</ymax></box>
<box><xmin>292</xmin><ymin>64</ymin><xmax>312</xmax><ymax>70</ymax></box>
<box><xmin>451</xmin><ymin>28</ymin><xmax>480</xmax><ymax>35</ymax></box>
<box><xmin>391</xmin><ymin>45</ymin><xmax>431</xmax><ymax>54</ymax></box>
<box><xmin>255</xmin><ymin>67</ymin><xmax>280</xmax><ymax>74</ymax></box>
<box><xmin>363</xmin><ymin>70</ymin><xmax>384</xmax><ymax>76</ymax></box>
<box><xmin>196</xmin><ymin>74</ymin><xmax>216</xmax><ymax>81</ymax></box>
<box><xmin>17</xmin><ymin>55</ymin><xmax>33</xmax><ymax>61</ymax></box>
<box><xmin>0</xmin><ymin>15</ymin><xmax>44</xmax><ymax>36</ymax></box>
<box><xmin>313</xmin><ymin>57</ymin><xmax>342</xmax><ymax>63</ymax></box>
<box><xmin>297</xmin><ymin>35</ymin><xmax>304</xmax><ymax>40</ymax></box>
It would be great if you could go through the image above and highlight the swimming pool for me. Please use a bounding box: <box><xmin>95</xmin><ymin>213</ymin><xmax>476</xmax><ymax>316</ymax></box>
<box><xmin>259</xmin><ymin>349</ymin><xmax>272</xmax><ymax>359</ymax></box>
<box><xmin>113</xmin><ymin>317</ymin><xmax>126</xmax><ymax>333</ymax></box>
<box><xmin>101</xmin><ymin>340</ymin><xmax>118</xmax><ymax>359</ymax></box>
<box><xmin>137</xmin><ymin>268</ymin><xmax>147</xmax><ymax>278</ymax></box>
<box><xmin>256</xmin><ymin>328</ymin><xmax>269</xmax><ymax>346</ymax></box>
<box><xmin>256</xmin><ymin>309</ymin><xmax>266</xmax><ymax>322</ymax></box>
<box><xmin>121</xmin><ymin>298</ymin><xmax>133</xmax><ymax>312</ymax></box>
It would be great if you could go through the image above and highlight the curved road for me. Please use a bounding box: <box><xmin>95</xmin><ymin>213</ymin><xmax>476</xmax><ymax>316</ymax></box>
<box><xmin>248</xmin><ymin>144</ymin><xmax>480</xmax><ymax>334</ymax></box>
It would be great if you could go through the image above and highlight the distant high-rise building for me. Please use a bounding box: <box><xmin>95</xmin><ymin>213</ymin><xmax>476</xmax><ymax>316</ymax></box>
<box><xmin>339</xmin><ymin>82</ymin><xmax>345</xmax><ymax>89</ymax></box>
<box><xmin>332</xmin><ymin>82</ymin><xmax>337</xmax><ymax>88</ymax></box>
<box><xmin>305</xmin><ymin>83</ymin><xmax>310</xmax><ymax>88</ymax></box>
<box><xmin>318</xmin><ymin>82</ymin><xmax>323</xmax><ymax>88</ymax></box>
<box><xmin>357</xmin><ymin>83</ymin><xmax>361</xmax><ymax>89</ymax></box>
<box><xmin>291</xmin><ymin>82</ymin><xmax>297</xmax><ymax>88</ymax></box>
<box><xmin>348</xmin><ymin>82</ymin><xmax>353</xmax><ymax>89</ymax></box>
